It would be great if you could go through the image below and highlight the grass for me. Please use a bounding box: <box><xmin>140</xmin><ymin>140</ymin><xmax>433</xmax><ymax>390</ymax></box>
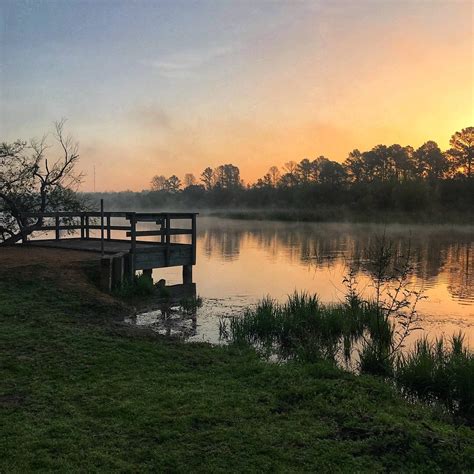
<box><xmin>1</xmin><ymin>266</ymin><xmax>474</xmax><ymax>471</ymax></box>
<box><xmin>396</xmin><ymin>334</ymin><xmax>474</xmax><ymax>421</ymax></box>
<box><xmin>224</xmin><ymin>292</ymin><xmax>474</xmax><ymax>423</ymax></box>
<box><xmin>223</xmin><ymin>292</ymin><xmax>385</xmax><ymax>363</ymax></box>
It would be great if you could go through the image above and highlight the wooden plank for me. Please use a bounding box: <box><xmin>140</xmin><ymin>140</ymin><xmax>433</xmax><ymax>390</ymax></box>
<box><xmin>20</xmin><ymin>211</ymin><xmax>130</xmax><ymax>218</ymax></box>
<box><xmin>89</xmin><ymin>225</ymin><xmax>131</xmax><ymax>231</ymax></box>
<box><xmin>134</xmin><ymin>248</ymin><xmax>192</xmax><ymax>269</ymax></box>
<box><xmin>125</xmin><ymin>229</ymin><xmax>192</xmax><ymax>237</ymax></box>
<box><xmin>191</xmin><ymin>214</ymin><xmax>197</xmax><ymax>265</ymax></box>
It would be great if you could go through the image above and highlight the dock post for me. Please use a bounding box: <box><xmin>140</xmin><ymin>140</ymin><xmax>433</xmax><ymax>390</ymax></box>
<box><xmin>142</xmin><ymin>269</ymin><xmax>153</xmax><ymax>283</ymax></box>
<box><xmin>55</xmin><ymin>213</ymin><xmax>60</xmax><ymax>240</ymax></box>
<box><xmin>129</xmin><ymin>213</ymin><xmax>137</xmax><ymax>279</ymax></box>
<box><xmin>182</xmin><ymin>265</ymin><xmax>193</xmax><ymax>284</ymax></box>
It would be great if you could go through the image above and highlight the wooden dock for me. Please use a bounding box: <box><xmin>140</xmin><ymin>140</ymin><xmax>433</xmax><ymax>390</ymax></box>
<box><xmin>19</xmin><ymin>211</ymin><xmax>198</xmax><ymax>291</ymax></box>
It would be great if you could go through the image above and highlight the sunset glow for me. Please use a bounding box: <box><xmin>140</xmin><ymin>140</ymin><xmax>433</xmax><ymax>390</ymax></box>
<box><xmin>1</xmin><ymin>0</ymin><xmax>472</xmax><ymax>190</ymax></box>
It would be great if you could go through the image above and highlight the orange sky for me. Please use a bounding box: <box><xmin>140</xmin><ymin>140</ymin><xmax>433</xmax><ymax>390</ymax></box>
<box><xmin>2</xmin><ymin>1</ymin><xmax>473</xmax><ymax>191</ymax></box>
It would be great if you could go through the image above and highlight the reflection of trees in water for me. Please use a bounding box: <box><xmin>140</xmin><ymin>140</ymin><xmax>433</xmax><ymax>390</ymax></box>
<box><xmin>200</xmin><ymin>226</ymin><xmax>244</xmax><ymax>261</ymax></box>
<box><xmin>446</xmin><ymin>244</ymin><xmax>474</xmax><ymax>302</ymax></box>
<box><xmin>198</xmin><ymin>220</ymin><xmax>473</xmax><ymax>303</ymax></box>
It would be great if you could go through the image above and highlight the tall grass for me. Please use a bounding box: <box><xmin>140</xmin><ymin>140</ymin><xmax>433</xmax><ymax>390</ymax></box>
<box><xmin>225</xmin><ymin>292</ymin><xmax>389</xmax><ymax>365</ymax></box>
<box><xmin>395</xmin><ymin>333</ymin><xmax>474</xmax><ymax>421</ymax></box>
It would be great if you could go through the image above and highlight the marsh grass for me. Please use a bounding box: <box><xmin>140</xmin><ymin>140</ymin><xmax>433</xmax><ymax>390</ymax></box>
<box><xmin>396</xmin><ymin>333</ymin><xmax>474</xmax><ymax>421</ymax></box>
<box><xmin>224</xmin><ymin>292</ymin><xmax>387</xmax><ymax>364</ymax></box>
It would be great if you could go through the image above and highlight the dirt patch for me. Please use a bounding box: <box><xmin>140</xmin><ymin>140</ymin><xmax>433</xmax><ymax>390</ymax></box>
<box><xmin>0</xmin><ymin>246</ymin><xmax>125</xmax><ymax>311</ymax></box>
<box><xmin>0</xmin><ymin>246</ymin><xmax>99</xmax><ymax>269</ymax></box>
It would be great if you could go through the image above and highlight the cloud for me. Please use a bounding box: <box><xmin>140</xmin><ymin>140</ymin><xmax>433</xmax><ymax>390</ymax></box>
<box><xmin>140</xmin><ymin>45</ymin><xmax>235</xmax><ymax>78</ymax></box>
<box><xmin>129</xmin><ymin>105</ymin><xmax>172</xmax><ymax>129</ymax></box>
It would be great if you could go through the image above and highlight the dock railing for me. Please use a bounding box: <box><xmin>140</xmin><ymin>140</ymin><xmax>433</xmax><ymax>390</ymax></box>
<box><xmin>19</xmin><ymin>211</ymin><xmax>197</xmax><ymax>265</ymax></box>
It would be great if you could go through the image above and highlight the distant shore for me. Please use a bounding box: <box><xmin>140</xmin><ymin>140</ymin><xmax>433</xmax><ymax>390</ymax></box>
<box><xmin>205</xmin><ymin>207</ymin><xmax>474</xmax><ymax>225</ymax></box>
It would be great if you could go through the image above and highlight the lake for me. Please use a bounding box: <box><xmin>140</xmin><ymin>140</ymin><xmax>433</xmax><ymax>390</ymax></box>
<box><xmin>132</xmin><ymin>217</ymin><xmax>474</xmax><ymax>349</ymax></box>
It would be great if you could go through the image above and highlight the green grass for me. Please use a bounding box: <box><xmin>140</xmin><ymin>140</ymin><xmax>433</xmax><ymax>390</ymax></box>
<box><xmin>224</xmin><ymin>292</ymin><xmax>386</xmax><ymax>363</ymax></box>
<box><xmin>224</xmin><ymin>292</ymin><xmax>474</xmax><ymax>421</ymax></box>
<box><xmin>1</xmin><ymin>270</ymin><xmax>474</xmax><ymax>471</ymax></box>
<box><xmin>396</xmin><ymin>335</ymin><xmax>474</xmax><ymax>421</ymax></box>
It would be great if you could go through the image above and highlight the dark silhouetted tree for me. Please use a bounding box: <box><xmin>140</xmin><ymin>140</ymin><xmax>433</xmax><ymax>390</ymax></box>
<box><xmin>151</xmin><ymin>175</ymin><xmax>167</xmax><ymax>191</ymax></box>
<box><xmin>165</xmin><ymin>175</ymin><xmax>181</xmax><ymax>193</ymax></box>
<box><xmin>268</xmin><ymin>166</ymin><xmax>280</xmax><ymax>187</ymax></box>
<box><xmin>413</xmin><ymin>141</ymin><xmax>448</xmax><ymax>181</ymax></box>
<box><xmin>448</xmin><ymin>127</ymin><xmax>473</xmax><ymax>179</ymax></box>
<box><xmin>201</xmin><ymin>167</ymin><xmax>214</xmax><ymax>190</ymax></box>
<box><xmin>184</xmin><ymin>173</ymin><xmax>197</xmax><ymax>188</ymax></box>
<box><xmin>343</xmin><ymin>149</ymin><xmax>365</xmax><ymax>183</ymax></box>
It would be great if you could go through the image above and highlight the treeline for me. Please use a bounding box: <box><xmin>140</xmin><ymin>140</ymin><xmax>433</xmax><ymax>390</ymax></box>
<box><xmin>91</xmin><ymin>127</ymin><xmax>473</xmax><ymax>219</ymax></box>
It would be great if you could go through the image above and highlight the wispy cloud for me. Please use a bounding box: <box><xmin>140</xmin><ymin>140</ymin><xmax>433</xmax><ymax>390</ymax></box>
<box><xmin>140</xmin><ymin>45</ymin><xmax>235</xmax><ymax>78</ymax></box>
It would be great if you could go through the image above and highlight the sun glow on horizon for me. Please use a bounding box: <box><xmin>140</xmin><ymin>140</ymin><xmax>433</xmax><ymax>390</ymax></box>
<box><xmin>1</xmin><ymin>0</ymin><xmax>472</xmax><ymax>191</ymax></box>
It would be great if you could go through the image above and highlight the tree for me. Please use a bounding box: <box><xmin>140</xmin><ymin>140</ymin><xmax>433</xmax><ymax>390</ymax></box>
<box><xmin>165</xmin><ymin>175</ymin><xmax>181</xmax><ymax>193</ymax></box>
<box><xmin>201</xmin><ymin>167</ymin><xmax>214</xmax><ymax>190</ymax></box>
<box><xmin>448</xmin><ymin>127</ymin><xmax>473</xmax><ymax>179</ymax></box>
<box><xmin>296</xmin><ymin>158</ymin><xmax>313</xmax><ymax>184</ymax></box>
<box><xmin>151</xmin><ymin>175</ymin><xmax>167</xmax><ymax>191</ymax></box>
<box><xmin>387</xmin><ymin>144</ymin><xmax>414</xmax><ymax>182</ymax></box>
<box><xmin>413</xmin><ymin>141</ymin><xmax>448</xmax><ymax>181</ymax></box>
<box><xmin>0</xmin><ymin>120</ymin><xmax>84</xmax><ymax>245</ymax></box>
<box><xmin>318</xmin><ymin>159</ymin><xmax>347</xmax><ymax>185</ymax></box>
<box><xmin>343</xmin><ymin>150</ymin><xmax>365</xmax><ymax>183</ymax></box>
<box><xmin>213</xmin><ymin>164</ymin><xmax>241</xmax><ymax>189</ymax></box>
<box><xmin>268</xmin><ymin>166</ymin><xmax>280</xmax><ymax>187</ymax></box>
<box><xmin>184</xmin><ymin>173</ymin><xmax>197</xmax><ymax>188</ymax></box>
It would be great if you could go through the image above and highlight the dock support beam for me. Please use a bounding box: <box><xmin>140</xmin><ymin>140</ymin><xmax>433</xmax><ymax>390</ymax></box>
<box><xmin>182</xmin><ymin>265</ymin><xmax>193</xmax><ymax>284</ymax></box>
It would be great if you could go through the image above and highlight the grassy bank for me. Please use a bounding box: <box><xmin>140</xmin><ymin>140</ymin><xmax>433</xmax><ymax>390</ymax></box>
<box><xmin>208</xmin><ymin>207</ymin><xmax>474</xmax><ymax>225</ymax></box>
<box><xmin>1</xmin><ymin>256</ymin><xmax>473</xmax><ymax>471</ymax></box>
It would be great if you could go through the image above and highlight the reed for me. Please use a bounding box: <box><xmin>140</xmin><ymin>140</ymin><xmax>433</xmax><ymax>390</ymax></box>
<box><xmin>224</xmin><ymin>292</ymin><xmax>390</xmax><ymax>364</ymax></box>
<box><xmin>395</xmin><ymin>333</ymin><xmax>474</xmax><ymax>421</ymax></box>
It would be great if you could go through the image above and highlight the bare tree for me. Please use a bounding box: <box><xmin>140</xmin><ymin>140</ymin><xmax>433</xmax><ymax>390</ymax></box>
<box><xmin>200</xmin><ymin>167</ymin><xmax>214</xmax><ymax>190</ymax></box>
<box><xmin>0</xmin><ymin>120</ymin><xmax>84</xmax><ymax>245</ymax></box>
<box><xmin>151</xmin><ymin>175</ymin><xmax>167</xmax><ymax>191</ymax></box>
<box><xmin>268</xmin><ymin>166</ymin><xmax>280</xmax><ymax>187</ymax></box>
<box><xmin>183</xmin><ymin>173</ymin><xmax>197</xmax><ymax>188</ymax></box>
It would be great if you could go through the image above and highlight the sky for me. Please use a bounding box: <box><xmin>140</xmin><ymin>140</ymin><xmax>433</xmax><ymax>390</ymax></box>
<box><xmin>1</xmin><ymin>0</ymin><xmax>472</xmax><ymax>191</ymax></box>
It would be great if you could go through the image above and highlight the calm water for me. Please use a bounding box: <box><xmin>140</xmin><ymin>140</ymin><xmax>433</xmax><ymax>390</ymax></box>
<box><xmin>134</xmin><ymin>217</ymin><xmax>474</xmax><ymax>349</ymax></box>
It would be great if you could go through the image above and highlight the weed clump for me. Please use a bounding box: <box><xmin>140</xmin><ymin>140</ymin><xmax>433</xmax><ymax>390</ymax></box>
<box><xmin>113</xmin><ymin>274</ymin><xmax>154</xmax><ymax>298</ymax></box>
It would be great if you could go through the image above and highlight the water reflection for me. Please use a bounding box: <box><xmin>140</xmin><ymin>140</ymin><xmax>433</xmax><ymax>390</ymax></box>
<box><xmin>126</xmin><ymin>283</ymin><xmax>198</xmax><ymax>338</ymax></box>
<box><xmin>198</xmin><ymin>221</ymin><xmax>474</xmax><ymax>304</ymax></box>
<box><xmin>149</xmin><ymin>218</ymin><xmax>473</xmax><ymax>348</ymax></box>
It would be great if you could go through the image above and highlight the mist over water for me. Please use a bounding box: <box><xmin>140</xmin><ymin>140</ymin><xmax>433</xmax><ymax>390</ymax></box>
<box><xmin>144</xmin><ymin>218</ymin><xmax>474</xmax><ymax>347</ymax></box>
